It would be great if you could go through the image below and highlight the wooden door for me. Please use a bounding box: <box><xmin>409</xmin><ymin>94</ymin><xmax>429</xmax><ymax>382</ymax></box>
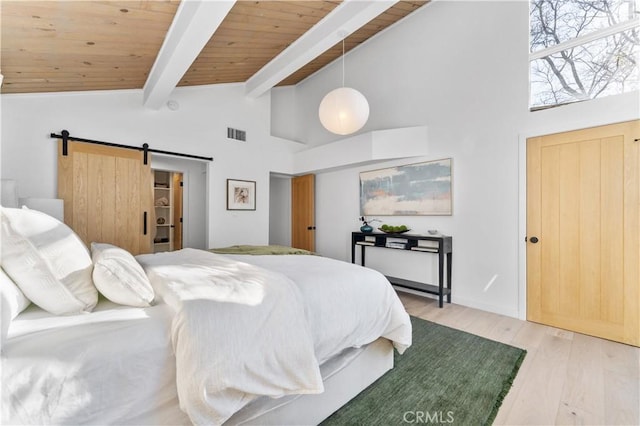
<box><xmin>172</xmin><ymin>172</ymin><xmax>183</xmax><ymax>250</ymax></box>
<box><xmin>291</xmin><ymin>174</ymin><xmax>315</xmax><ymax>251</ymax></box>
<box><xmin>527</xmin><ymin>120</ymin><xmax>639</xmax><ymax>346</ymax></box>
<box><xmin>58</xmin><ymin>141</ymin><xmax>153</xmax><ymax>255</ymax></box>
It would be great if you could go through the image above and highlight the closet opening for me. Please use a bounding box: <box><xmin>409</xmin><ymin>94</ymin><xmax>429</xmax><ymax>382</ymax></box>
<box><xmin>151</xmin><ymin>156</ymin><xmax>208</xmax><ymax>252</ymax></box>
<box><xmin>152</xmin><ymin>169</ymin><xmax>183</xmax><ymax>253</ymax></box>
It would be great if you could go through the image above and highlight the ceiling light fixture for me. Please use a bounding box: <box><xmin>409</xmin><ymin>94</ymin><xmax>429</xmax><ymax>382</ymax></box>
<box><xmin>166</xmin><ymin>100</ymin><xmax>180</xmax><ymax>111</ymax></box>
<box><xmin>318</xmin><ymin>37</ymin><xmax>369</xmax><ymax>135</ymax></box>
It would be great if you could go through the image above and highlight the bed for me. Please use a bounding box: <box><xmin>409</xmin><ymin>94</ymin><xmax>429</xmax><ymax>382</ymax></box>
<box><xmin>0</xmin><ymin>207</ymin><xmax>412</xmax><ymax>425</ymax></box>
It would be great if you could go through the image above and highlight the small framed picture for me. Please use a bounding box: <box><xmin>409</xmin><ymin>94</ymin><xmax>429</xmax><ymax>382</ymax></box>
<box><xmin>227</xmin><ymin>179</ymin><xmax>256</xmax><ymax>210</ymax></box>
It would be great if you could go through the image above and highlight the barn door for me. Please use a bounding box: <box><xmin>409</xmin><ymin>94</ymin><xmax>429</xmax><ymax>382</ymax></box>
<box><xmin>58</xmin><ymin>141</ymin><xmax>153</xmax><ymax>255</ymax></box>
<box><xmin>526</xmin><ymin>120</ymin><xmax>639</xmax><ymax>346</ymax></box>
<box><xmin>291</xmin><ymin>174</ymin><xmax>315</xmax><ymax>251</ymax></box>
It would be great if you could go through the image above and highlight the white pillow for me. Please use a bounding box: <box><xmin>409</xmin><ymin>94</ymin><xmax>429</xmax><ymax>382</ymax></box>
<box><xmin>1</xmin><ymin>267</ymin><xmax>31</xmax><ymax>345</ymax></box>
<box><xmin>0</xmin><ymin>207</ymin><xmax>97</xmax><ymax>315</ymax></box>
<box><xmin>91</xmin><ymin>242</ymin><xmax>154</xmax><ymax>307</ymax></box>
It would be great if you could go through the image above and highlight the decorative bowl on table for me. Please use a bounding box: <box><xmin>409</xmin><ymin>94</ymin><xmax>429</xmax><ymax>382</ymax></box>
<box><xmin>378</xmin><ymin>226</ymin><xmax>410</xmax><ymax>234</ymax></box>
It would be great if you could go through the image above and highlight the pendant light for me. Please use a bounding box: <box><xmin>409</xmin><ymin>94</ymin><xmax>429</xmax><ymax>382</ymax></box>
<box><xmin>318</xmin><ymin>38</ymin><xmax>369</xmax><ymax>135</ymax></box>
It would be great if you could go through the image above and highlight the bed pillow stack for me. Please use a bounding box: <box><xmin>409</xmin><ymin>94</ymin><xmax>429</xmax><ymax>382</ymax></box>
<box><xmin>0</xmin><ymin>206</ymin><xmax>97</xmax><ymax>315</ymax></box>
<box><xmin>91</xmin><ymin>242</ymin><xmax>154</xmax><ymax>307</ymax></box>
<box><xmin>1</xmin><ymin>206</ymin><xmax>156</xmax><ymax>323</ymax></box>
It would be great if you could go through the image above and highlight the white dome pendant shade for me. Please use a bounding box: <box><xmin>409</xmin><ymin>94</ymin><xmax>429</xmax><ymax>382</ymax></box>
<box><xmin>319</xmin><ymin>87</ymin><xmax>370</xmax><ymax>135</ymax></box>
<box><xmin>318</xmin><ymin>37</ymin><xmax>369</xmax><ymax>135</ymax></box>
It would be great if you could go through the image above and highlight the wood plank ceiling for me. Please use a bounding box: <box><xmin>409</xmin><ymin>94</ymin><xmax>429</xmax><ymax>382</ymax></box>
<box><xmin>0</xmin><ymin>1</ymin><xmax>428</xmax><ymax>95</ymax></box>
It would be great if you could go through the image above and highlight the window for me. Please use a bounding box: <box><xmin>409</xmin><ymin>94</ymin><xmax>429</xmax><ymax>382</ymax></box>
<box><xmin>529</xmin><ymin>0</ymin><xmax>639</xmax><ymax>109</ymax></box>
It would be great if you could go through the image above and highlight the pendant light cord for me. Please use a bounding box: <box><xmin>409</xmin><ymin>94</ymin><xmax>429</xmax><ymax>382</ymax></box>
<box><xmin>342</xmin><ymin>39</ymin><xmax>345</xmax><ymax>87</ymax></box>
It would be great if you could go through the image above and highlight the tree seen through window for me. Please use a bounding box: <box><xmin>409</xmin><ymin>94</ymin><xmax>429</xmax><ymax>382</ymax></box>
<box><xmin>530</xmin><ymin>0</ymin><xmax>639</xmax><ymax>108</ymax></box>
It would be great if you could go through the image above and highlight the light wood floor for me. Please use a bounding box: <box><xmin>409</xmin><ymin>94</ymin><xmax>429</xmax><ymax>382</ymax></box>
<box><xmin>397</xmin><ymin>291</ymin><xmax>640</xmax><ymax>426</ymax></box>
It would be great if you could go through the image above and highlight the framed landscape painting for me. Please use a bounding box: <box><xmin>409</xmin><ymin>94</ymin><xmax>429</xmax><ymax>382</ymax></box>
<box><xmin>360</xmin><ymin>158</ymin><xmax>452</xmax><ymax>215</ymax></box>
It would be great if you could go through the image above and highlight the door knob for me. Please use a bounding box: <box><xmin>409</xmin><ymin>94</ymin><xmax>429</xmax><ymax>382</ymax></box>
<box><xmin>530</xmin><ymin>236</ymin><xmax>539</xmax><ymax>243</ymax></box>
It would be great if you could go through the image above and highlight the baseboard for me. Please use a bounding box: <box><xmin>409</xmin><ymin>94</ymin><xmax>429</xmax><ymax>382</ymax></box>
<box><xmin>451</xmin><ymin>296</ymin><xmax>519</xmax><ymax>319</ymax></box>
<box><xmin>394</xmin><ymin>287</ymin><xmax>519</xmax><ymax>319</ymax></box>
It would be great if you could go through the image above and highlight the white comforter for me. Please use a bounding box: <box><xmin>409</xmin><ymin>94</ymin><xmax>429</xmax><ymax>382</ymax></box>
<box><xmin>1</xmin><ymin>301</ymin><xmax>187</xmax><ymax>426</ymax></box>
<box><xmin>137</xmin><ymin>249</ymin><xmax>411</xmax><ymax>425</ymax></box>
<box><xmin>224</xmin><ymin>253</ymin><xmax>412</xmax><ymax>363</ymax></box>
<box><xmin>137</xmin><ymin>249</ymin><xmax>323</xmax><ymax>425</ymax></box>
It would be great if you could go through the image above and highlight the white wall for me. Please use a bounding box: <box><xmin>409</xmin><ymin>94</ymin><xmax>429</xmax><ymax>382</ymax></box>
<box><xmin>272</xmin><ymin>1</ymin><xmax>640</xmax><ymax>318</ymax></box>
<box><xmin>268</xmin><ymin>174</ymin><xmax>291</xmax><ymax>246</ymax></box>
<box><xmin>270</xmin><ymin>87</ymin><xmax>301</xmax><ymax>143</ymax></box>
<box><xmin>0</xmin><ymin>83</ymin><xmax>297</xmax><ymax>248</ymax></box>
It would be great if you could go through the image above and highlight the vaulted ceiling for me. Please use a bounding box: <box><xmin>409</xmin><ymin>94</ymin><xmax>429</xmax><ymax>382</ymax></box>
<box><xmin>0</xmin><ymin>0</ymin><xmax>428</xmax><ymax>103</ymax></box>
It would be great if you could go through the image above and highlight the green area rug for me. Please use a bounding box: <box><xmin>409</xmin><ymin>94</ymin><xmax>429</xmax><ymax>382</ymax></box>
<box><xmin>322</xmin><ymin>316</ymin><xmax>526</xmax><ymax>426</ymax></box>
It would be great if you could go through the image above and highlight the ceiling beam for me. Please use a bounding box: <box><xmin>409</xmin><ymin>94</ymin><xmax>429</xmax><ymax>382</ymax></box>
<box><xmin>143</xmin><ymin>0</ymin><xmax>235</xmax><ymax>110</ymax></box>
<box><xmin>244</xmin><ymin>0</ymin><xmax>399</xmax><ymax>99</ymax></box>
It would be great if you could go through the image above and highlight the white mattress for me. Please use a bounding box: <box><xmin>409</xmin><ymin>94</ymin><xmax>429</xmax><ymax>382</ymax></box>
<box><xmin>1</xmin><ymin>299</ymin><xmax>190</xmax><ymax>425</ymax></box>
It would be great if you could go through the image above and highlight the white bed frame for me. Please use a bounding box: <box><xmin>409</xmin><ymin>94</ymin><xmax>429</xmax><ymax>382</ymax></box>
<box><xmin>227</xmin><ymin>338</ymin><xmax>394</xmax><ymax>425</ymax></box>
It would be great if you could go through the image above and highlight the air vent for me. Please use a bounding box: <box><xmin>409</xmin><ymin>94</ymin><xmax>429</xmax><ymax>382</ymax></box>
<box><xmin>227</xmin><ymin>127</ymin><xmax>246</xmax><ymax>142</ymax></box>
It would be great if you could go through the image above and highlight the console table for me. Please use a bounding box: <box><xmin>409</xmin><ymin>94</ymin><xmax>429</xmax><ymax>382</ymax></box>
<box><xmin>351</xmin><ymin>231</ymin><xmax>452</xmax><ymax>308</ymax></box>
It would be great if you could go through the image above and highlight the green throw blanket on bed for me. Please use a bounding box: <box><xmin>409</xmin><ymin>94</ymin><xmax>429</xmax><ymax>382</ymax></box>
<box><xmin>210</xmin><ymin>245</ymin><xmax>315</xmax><ymax>256</ymax></box>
